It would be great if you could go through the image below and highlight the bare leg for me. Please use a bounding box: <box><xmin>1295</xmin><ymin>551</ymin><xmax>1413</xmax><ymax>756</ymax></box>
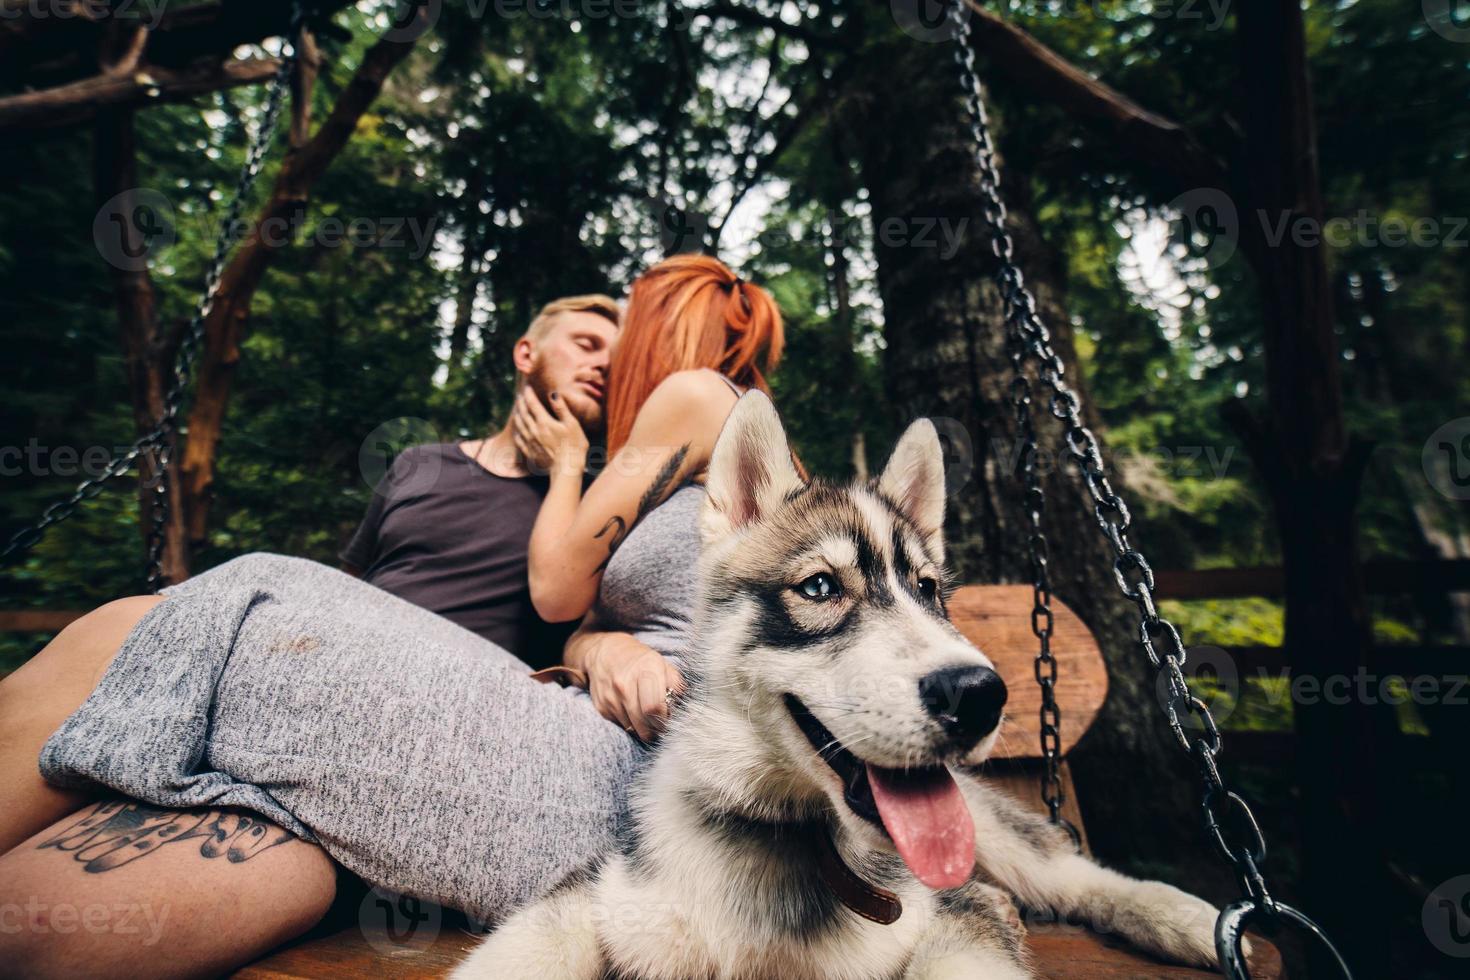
<box><xmin>0</xmin><ymin>596</ymin><xmax>164</xmax><ymax>854</ymax></box>
<box><xmin>0</xmin><ymin>597</ymin><xmax>338</xmax><ymax>976</ymax></box>
<box><xmin>0</xmin><ymin>800</ymin><xmax>336</xmax><ymax>979</ymax></box>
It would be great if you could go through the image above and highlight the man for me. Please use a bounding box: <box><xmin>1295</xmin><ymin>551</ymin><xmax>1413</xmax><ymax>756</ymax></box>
<box><xmin>340</xmin><ymin>295</ymin><xmax>614</xmax><ymax>670</ymax></box>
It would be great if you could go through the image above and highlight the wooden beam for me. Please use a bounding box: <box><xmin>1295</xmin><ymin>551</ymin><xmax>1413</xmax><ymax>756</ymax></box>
<box><xmin>0</xmin><ymin>57</ymin><xmax>283</xmax><ymax>130</ymax></box>
<box><xmin>1219</xmin><ymin>644</ymin><xmax>1470</xmax><ymax>678</ymax></box>
<box><xmin>960</xmin><ymin>0</ymin><xmax>1228</xmax><ymax>196</ymax></box>
<box><xmin>178</xmin><ymin>15</ymin><xmax>426</xmax><ymax>547</ymax></box>
<box><xmin>1154</xmin><ymin>560</ymin><xmax>1470</xmax><ymax>600</ymax></box>
<box><xmin>0</xmin><ymin>0</ymin><xmax>354</xmax><ymax>89</ymax></box>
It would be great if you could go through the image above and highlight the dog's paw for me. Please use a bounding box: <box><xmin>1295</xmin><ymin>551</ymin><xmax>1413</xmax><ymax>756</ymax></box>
<box><xmin>1105</xmin><ymin>880</ymin><xmax>1221</xmax><ymax>969</ymax></box>
<box><xmin>908</xmin><ymin>950</ymin><xmax>1033</xmax><ymax>980</ymax></box>
<box><xmin>449</xmin><ymin>893</ymin><xmax>605</xmax><ymax>979</ymax></box>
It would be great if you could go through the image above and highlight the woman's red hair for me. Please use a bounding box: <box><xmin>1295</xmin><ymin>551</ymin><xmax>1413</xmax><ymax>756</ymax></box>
<box><xmin>605</xmin><ymin>254</ymin><xmax>784</xmax><ymax>455</ymax></box>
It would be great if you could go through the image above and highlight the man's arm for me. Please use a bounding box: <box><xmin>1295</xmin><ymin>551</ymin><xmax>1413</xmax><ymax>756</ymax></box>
<box><xmin>563</xmin><ymin>615</ymin><xmax>686</xmax><ymax>743</ymax></box>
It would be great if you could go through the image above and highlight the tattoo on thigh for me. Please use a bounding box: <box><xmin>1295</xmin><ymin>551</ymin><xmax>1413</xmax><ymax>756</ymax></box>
<box><xmin>37</xmin><ymin>800</ymin><xmax>296</xmax><ymax>874</ymax></box>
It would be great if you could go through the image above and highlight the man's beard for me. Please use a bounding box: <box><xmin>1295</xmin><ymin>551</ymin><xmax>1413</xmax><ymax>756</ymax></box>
<box><xmin>526</xmin><ymin>361</ymin><xmax>605</xmax><ymax>433</ymax></box>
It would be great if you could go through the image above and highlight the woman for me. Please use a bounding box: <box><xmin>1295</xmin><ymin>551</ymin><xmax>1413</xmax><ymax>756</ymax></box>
<box><xmin>0</xmin><ymin>255</ymin><xmax>782</xmax><ymax>977</ymax></box>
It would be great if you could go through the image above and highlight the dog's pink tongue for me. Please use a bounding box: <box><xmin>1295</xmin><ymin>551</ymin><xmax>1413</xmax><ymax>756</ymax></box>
<box><xmin>865</xmin><ymin>763</ymin><xmax>975</xmax><ymax>890</ymax></box>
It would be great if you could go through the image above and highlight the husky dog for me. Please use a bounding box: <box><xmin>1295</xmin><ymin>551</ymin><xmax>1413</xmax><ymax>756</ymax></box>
<box><xmin>455</xmin><ymin>392</ymin><xmax>1225</xmax><ymax>979</ymax></box>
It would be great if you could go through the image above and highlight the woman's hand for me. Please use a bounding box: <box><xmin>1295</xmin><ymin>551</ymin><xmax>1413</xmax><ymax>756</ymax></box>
<box><xmin>510</xmin><ymin>388</ymin><xmax>589</xmax><ymax>479</ymax></box>
<box><xmin>582</xmin><ymin>632</ymin><xmax>686</xmax><ymax>743</ymax></box>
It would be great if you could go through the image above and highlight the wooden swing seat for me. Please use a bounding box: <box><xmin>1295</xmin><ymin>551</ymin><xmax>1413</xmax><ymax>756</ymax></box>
<box><xmin>234</xmin><ymin>585</ymin><xmax>1282</xmax><ymax>979</ymax></box>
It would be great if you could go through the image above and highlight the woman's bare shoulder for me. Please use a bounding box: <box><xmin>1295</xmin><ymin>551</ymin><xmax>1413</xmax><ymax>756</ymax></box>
<box><xmin>640</xmin><ymin>370</ymin><xmax>739</xmax><ymax>416</ymax></box>
<box><xmin>628</xmin><ymin>370</ymin><xmax>742</xmax><ymax>446</ymax></box>
<box><xmin>652</xmin><ymin>369</ymin><xmax>740</xmax><ymax>400</ymax></box>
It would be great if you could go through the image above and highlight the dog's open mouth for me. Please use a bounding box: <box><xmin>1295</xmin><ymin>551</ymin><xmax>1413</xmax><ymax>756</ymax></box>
<box><xmin>784</xmin><ymin>694</ymin><xmax>975</xmax><ymax>890</ymax></box>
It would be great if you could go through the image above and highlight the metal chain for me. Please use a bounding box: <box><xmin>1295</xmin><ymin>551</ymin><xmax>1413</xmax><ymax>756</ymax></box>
<box><xmin>947</xmin><ymin>3</ymin><xmax>1350</xmax><ymax>976</ymax></box>
<box><xmin>0</xmin><ymin>6</ymin><xmax>306</xmax><ymax>594</ymax></box>
<box><xmin>941</xmin><ymin>0</ymin><xmax>1075</xmax><ymax>850</ymax></box>
<box><xmin>1008</xmin><ymin>272</ymin><xmax>1075</xmax><ymax>846</ymax></box>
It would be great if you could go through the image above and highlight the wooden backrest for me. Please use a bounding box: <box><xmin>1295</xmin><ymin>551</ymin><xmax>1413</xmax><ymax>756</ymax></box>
<box><xmin>948</xmin><ymin>585</ymin><xmax>1107</xmax><ymax>761</ymax></box>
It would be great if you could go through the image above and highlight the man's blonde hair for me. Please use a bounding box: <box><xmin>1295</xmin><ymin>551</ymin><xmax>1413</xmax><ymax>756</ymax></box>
<box><xmin>521</xmin><ymin>294</ymin><xmax>621</xmax><ymax>346</ymax></box>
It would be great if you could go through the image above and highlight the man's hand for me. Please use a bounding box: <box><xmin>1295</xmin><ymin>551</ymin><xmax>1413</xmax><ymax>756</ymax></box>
<box><xmin>511</xmin><ymin>388</ymin><xmax>589</xmax><ymax>478</ymax></box>
<box><xmin>581</xmin><ymin>632</ymin><xmax>686</xmax><ymax>743</ymax></box>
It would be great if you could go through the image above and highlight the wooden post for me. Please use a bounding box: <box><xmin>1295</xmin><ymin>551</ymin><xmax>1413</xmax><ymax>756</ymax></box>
<box><xmin>93</xmin><ymin>102</ymin><xmax>190</xmax><ymax>584</ymax></box>
<box><xmin>1225</xmin><ymin>1</ymin><xmax>1383</xmax><ymax>974</ymax></box>
<box><xmin>179</xmin><ymin>23</ymin><xmax>421</xmax><ymax>546</ymax></box>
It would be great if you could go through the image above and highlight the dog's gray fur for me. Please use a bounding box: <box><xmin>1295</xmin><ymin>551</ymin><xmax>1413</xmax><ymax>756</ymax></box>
<box><xmin>454</xmin><ymin>392</ymin><xmax>1224</xmax><ymax>979</ymax></box>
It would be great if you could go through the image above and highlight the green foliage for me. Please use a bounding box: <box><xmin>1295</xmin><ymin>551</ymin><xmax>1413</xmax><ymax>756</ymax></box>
<box><xmin>1159</xmin><ymin>598</ymin><xmax>1286</xmax><ymax>648</ymax></box>
<box><xmin>1</xmin><ymin>0</ymin><xmax>1464</xmax><ymax>666</ymax></box>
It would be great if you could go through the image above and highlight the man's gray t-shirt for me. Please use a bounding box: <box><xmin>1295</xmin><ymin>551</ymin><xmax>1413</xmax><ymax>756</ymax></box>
<box><xmin>340</xmin><ymin>443</ymin><xmax>574</xmax><ymax>669</ymax></box>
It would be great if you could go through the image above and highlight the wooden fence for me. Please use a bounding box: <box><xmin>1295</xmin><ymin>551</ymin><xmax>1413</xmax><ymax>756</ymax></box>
<box><xmin>1152</xmin><ymin>559</ymin><xmax>1470</xmax><ymax>674</ymax></box>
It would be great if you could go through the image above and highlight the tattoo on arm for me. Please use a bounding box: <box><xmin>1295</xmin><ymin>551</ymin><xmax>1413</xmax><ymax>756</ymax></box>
<box><xmin>593</xmin><ymin>516</ymin><xmax>628</xmax><ymax>573</ymax></box>
<box><xmin>38</xmin><ymin>799</ymin><xmax>296</xmax><ymax>873</ymax></box>
<box><xmin>593</xmin><ymin>444</ymin><xmax>691</xmax><ymax>574</ymax></box>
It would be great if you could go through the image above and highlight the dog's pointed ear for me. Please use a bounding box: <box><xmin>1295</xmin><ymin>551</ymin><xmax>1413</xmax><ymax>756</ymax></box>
<box><xmin>878</xmin><ymin>419</ymin><xmax>947</xmax><ymax>557</ymax></box>
<box><xmin>703</xmin><ymin>390</ymin><xmax>803</xmax><ymax>540</ymax></box>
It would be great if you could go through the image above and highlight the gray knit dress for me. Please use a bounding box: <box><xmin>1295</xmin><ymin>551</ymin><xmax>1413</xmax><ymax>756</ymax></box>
<box><xmin>38</xmin><ymin>484</ymin><xmax>708</xmax><ymax>927</ymax></box>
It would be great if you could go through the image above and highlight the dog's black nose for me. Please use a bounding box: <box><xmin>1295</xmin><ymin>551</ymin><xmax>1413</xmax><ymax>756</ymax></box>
<box><xmin>918</xmin><ymin>665</ymin><xmax>1008</xmax><ymax>743</ymax></box>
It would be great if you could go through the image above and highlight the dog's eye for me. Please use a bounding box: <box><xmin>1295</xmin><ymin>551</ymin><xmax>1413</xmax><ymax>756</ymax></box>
<box><xmin>918</xmin><ymin>578</ymin><xmax>939</xmax><ymax>602</ymax></box>
<box><xmin>796</xmin><ymin>573</ymin><xmax>840</xmax><ymax>601</ymax></box>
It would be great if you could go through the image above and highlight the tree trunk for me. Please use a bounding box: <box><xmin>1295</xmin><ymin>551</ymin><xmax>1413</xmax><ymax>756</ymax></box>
<box><xmin>824</xmin><ymin>210</ymin><xmax>867</xmax><ymax>481</ymax></box>
<box><xmin>93</xmin><ymin>104</ymin><xmax>189</xmax><ymax>584</ymax></box>
<box><xmin>450</xmin><ymin>168</ymin><xmax>486</xmax><ymax>366</ymax></box>
<box><xmin>1225</xmin><ymin>2</ymin><xmax>1383</xmax><ymax>972</ymax></box>
<box><xmin>850</xmin><ymin>37</ymin><xmax>1225</xmax><ymax>893</ymax></box>
<box><xmin>178</xmin><ymin>24</ymin><xmax>421</xmax><ymax>548</ymax></box>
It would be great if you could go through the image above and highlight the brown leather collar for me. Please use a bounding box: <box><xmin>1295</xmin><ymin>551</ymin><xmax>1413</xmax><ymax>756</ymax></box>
<box><xmin>816</xmin><ymin>828</ymin><xmax>903</xmax><ymax>925</ymax></box>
